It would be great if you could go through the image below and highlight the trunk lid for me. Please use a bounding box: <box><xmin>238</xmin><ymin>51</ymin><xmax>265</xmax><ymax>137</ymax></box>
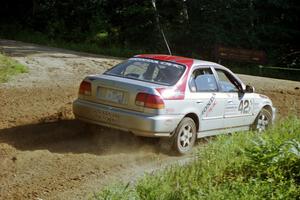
<box><xmin>79</xmin><ymin>74</ymin><xmax>163</xmax><ymax>113</ymax></box>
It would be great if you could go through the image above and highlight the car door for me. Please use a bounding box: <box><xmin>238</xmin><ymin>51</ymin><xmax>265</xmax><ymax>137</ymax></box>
<box><xmin>186</xmin><ymin>67</ymin><xmax>227</xmax><ymax>132</ymax></box>
<box><xmin>213</xmin><ymin>68</ymin><xmax>254</xmax><ymax>128</ymax></box>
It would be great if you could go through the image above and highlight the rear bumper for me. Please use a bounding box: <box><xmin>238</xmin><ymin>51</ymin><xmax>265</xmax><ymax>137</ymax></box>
<box><xmin>73</xmin><ymin>99</ymin><xmax>183</xmax><ymax>137</ymax></box>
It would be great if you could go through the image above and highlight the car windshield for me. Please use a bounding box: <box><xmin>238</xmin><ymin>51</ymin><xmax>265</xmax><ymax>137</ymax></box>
<box><xmin>104</xmin><ymin>58</ymin><xmax>186</xmax><ymax>85</ymax></box>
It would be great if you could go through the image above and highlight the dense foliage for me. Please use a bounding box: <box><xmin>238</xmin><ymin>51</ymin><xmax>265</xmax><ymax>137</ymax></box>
<box><xmin>94</xmin><ymin>117</ymin><xmax>300</xmax><ymax>199</ymax></box>
<box><xmin>0</xmin><ymin>0</ymin><xmax>299</xmax><ymax>67</ymax></box>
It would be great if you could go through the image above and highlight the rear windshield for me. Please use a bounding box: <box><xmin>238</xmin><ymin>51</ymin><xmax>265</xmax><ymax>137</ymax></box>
<box><xmin>104</xmin><ymin>58</ymin><xmax>186</xmax><ymax>85</ymax></box>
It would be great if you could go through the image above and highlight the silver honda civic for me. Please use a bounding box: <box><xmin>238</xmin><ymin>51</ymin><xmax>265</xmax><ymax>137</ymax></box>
<box><xmin>73</xmin><ymin>54</ymin><xmax>276</xmax><ymax>154</ymax></box>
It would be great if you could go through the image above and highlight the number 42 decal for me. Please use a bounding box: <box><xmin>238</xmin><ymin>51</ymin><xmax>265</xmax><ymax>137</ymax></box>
<box><xmin>238</xmin><ymin>100</ymin><xmax>252</xmax><ymax>114</ymax></box>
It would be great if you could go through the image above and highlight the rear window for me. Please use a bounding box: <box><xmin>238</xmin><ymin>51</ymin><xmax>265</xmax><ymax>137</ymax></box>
<box><xmin>104</xmin><ymin>58</ymin><xmax>186</xmax><ymax>85</ymax></box>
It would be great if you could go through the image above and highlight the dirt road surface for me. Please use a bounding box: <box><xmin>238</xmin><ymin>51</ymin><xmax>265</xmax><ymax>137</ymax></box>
<box><xmin>0</xmin><ymin>39</ymin><xmax>299</xmax><ymax>199</ymax></box>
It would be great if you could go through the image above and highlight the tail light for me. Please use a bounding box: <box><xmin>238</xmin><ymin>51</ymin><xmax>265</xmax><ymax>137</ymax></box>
<box><xmin>135</xmin><ymin>92</ymin><xmax>165</xmax><ymax>109</ymax></box>
<box><xmin>79</xmin><ymin>81</ymin><xmax>91</xmax><ymax>95</ymax></box>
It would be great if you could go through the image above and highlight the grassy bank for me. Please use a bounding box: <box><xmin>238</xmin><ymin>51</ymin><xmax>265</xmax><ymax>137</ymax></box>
<box><xmin>0</xmin><ymin>53</ymin><xmax>27</xmax><ymax>82</ymax></box>
<box><xmin>94</xmin><ymin>117</ymin><xmax>300</xmax><ymax>200</ymax></box>
<box><xmin>0</xmin><ymin>30</ymin><xmax>144</xmax><ymax>58</ymax></box>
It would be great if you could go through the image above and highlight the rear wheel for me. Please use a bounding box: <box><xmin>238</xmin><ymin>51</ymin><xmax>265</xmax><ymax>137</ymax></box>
<box><xmin>253</xmin><ymin>108</ymin><xmax>272</xmax><ymax>132</ymax></box>
<box><xmin>172</xmin><ymin>117</ymin><xmax>197</xmax><ymax>155</ymax></box>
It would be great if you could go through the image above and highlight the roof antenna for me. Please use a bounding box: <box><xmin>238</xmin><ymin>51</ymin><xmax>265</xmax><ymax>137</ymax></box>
<box><xmin>151</xmin><ymin>0</ymin><xmax>172</xmax><ymax>55</ymax></box>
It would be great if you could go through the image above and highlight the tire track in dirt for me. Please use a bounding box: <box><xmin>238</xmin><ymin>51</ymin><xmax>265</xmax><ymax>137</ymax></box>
<box><xmin>0</xmin><ymin>120</ymin><xmax>194</xmax><ymax>200</ymax></box>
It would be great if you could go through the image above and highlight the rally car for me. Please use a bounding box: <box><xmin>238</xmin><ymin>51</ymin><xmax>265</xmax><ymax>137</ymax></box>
<box><xmin>73</xmin><ymin>54</ymin><xmax>276</xmax><ymax>154</ymax></box>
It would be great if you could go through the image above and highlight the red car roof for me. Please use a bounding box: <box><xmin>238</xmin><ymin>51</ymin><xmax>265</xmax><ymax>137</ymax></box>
<box><xmin>135</xmin><ymin>54</ymin><xmax>194</xmax><ymax>68</ymax></box>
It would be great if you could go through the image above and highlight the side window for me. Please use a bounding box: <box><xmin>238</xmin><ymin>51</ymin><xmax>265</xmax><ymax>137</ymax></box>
<box><xmin>215</xmin><ymin>69</ymin><xmax>240</xmax><ymax>92</ymax></box>
<box><xmin>189</xmin><ymin>68</ymin><xmax>218</xmax><ymax>92</ymax></box>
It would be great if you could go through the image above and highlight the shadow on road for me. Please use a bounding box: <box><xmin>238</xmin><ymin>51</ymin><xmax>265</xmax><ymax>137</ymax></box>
<box><xmin>0</xmin><ymin>119</ymin><xmax>159</xmax><ymax>155</ymax></box>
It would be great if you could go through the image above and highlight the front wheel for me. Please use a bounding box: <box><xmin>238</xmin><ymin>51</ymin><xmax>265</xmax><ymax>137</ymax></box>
<box><xmin>172</xmin><ymin>117</ymin><xmax>197</xmax><ymax>155</ymax></box>
<box><xmin>252</xmin><ymin>108</ymin><xmax>272</xmax><ymax>132</ymax></box>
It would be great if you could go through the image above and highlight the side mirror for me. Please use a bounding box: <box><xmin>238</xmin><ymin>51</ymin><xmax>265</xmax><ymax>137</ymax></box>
<box><xmin>245</xmin><ymin>85</ymin><xmax>255</xmax><ymax>93</ymax></box>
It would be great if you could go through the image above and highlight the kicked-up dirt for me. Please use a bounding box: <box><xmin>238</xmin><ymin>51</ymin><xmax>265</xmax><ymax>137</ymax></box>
<box><xmin>0</xmin><ymin>39</ymin><xmax>299</xmax><ymax>199</ymax></box>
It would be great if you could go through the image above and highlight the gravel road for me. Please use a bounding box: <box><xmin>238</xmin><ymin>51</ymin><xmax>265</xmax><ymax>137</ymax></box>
<box><xmin>0</xmin><ymin>39</ymin><xmax>299</xmax><ymax>199</ymax></box>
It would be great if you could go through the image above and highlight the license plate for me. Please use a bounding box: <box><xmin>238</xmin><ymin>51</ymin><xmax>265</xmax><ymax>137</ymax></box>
<box><xmin>106</xmin><ymin>89</ymin><xmax>123</xmax><ymax>103</ymax></box>
<box><xmin>98</xmin><ymin>87</ymin><xmax>124</xmax><ymax>104</ymax></box>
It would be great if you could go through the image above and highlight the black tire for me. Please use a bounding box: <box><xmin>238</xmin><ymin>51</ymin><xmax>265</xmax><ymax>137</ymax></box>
<box><xmin>252</xmin><ymin>108</ymin><xmax>272</xmax><ymax>132</ymax></box>
<box><xmin>172</xmin><ymin>117</ymin><xmax>197</xmax><ymax>155</ymax></box>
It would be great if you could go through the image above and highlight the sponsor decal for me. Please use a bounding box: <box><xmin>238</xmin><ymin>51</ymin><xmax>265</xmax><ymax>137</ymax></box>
<box><xmin>206</xmin><ymin>100</ymin><xmax>217</xmax><ymax>117</ymax></box>
<box><xmin>129</xmin><ymin>58</ymin><xmax>183</xmax><ymax>68</ymax></box>
<box><xmin>130</xmin><ymin>57</ymin><xmax>159</xmax><ymax>64</ymax></box>
<box><xmin>201</xmin><ymin>93</ymin><xmax>216</xmax><ymax>116</ymax></box>
<box><xmin>259</xmin><ymin>94</ymin><xmax>269</xmax><ymax>99</ymax></box>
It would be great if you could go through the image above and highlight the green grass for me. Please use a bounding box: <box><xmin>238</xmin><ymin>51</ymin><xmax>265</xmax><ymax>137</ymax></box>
<box><xmin>93</xmin><ymin>117</ymin><xmax>300</xmax><ymax>200</ymax></box>
<box><xmin>0</xmin><ymin>53</ymin><xmax>28</xmax><ymax>82</ymax></box>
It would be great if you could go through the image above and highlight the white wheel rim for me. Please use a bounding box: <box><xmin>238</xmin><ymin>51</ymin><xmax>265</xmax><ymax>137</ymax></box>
<box><xmin>256</xmin><ymin>113</ymin><xmax>269</xmax><ymax>132</ymax></box>
<box><xmin>178</xmin><ymin>124</ymin><xmax>193</xmax><ymax>150</ymax></box>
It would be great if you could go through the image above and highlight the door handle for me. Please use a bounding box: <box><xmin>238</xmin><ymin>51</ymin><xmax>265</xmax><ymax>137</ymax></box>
<box><xmin>227</xmin><ymin>100</ymin><xmax>233</xmax><ymax>103</ymax></box>
<box><xmin>196</xmin><ymin>101</ymin><xmax>203</xmax><ymax>104</ymax></box>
